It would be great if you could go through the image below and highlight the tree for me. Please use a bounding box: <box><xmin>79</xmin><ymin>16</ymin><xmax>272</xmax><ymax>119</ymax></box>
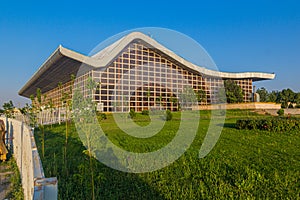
<box><xmin>2</xmin><ymin>100</ymin><xmax>15</xmax><ymax>118</ymax></box>
<box><xmin>36</xmin><ymin>88</ymin><xmax>42</xmax><ymax>110</ymax></box>
<box><xmin>61</xmin><ymin>74</ymin><xmax>75</xmax><ymax>176</ymax></box>
<box><xmin>146</xmin><ymin>88</ymin><xmax>151</xmax><ymax>110</ymax></box>
<box><xmin>267</xmin><ymin>91</ymin><xmax>278</xmax><ymax>102</ymax></box>
<box><xmin>196</xmin><ymin>89</ymin><xmax>206</xmax><ymax>103</ymax></box>
<box><xmin>294</xmin><ymin>93</ymin><xmax>300</xmax><ymax>104</ymax></box>
<box><xmin>35</xmin><ymin>88</ymin><xmax>46</xmax><ymax>158</ymax></box>
<box><xmin>19</xmin><ymin>103</ymin><xmax>30</xmax><ymax>115</ymax></box>
<box><xmin>253</xmin><ymin>88</ymin><xmax>300</xmax><ymax>105</ymax></box>
<box><xmin>29</xmin><ymin>94</ymin><xmax>38</xmax><ymax>126</ymax></box>
<box><xmin>47</xmin><ymin>98</ymin><xmax>54</xmax><ymax>127</ymax></box>
<box><xmin>277</xmin><ymin>89</ymin><xmax>295</xmax><ymax>108</ymax></box>
<box><xmin>179</xmin><ymin>86</ymin><xmax>198</xmax><ymax>109</ymax></box>
<box><xmin>170</xmin><ymin>96</ymin><xmax>178</xmax><ymax>111</ymax></box>
<box><xmin>256</xmin><ymin>87</ymin><xmax>268</xmax><ymax>102</ymax></box>
<box><xmin>224</xmin><ymin>80</ymin><xmax>244</xmax><ymax>103</ymax></box>
<box><xmin>277</xmin><ymin>109</ymin><xmax>284</xmax><ymax>116</ymax></box>
<box><xmin>156</xmin><ymin>96</ymin><xmax>163</xmax><ymax>110</ymax></box>
<box><xmin>73</xmin><ymin>77</ymin><xmax>98</xmax><ymax>200</ymax></box>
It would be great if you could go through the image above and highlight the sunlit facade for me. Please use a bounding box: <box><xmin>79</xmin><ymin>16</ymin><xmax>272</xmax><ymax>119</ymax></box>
<box><xmin>19</xmin><ymin>32</ymin><xmax>275</xmax><ymax>112</ymax></box>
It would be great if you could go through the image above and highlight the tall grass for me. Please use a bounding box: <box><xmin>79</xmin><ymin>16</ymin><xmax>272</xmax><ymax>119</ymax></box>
<box><xmin>34</xmin><ymin>110</ymin><xmax>300</xmax><ymax>199</ymax></box>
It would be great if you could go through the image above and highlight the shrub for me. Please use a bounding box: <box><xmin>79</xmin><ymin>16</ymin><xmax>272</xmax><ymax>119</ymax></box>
<box><xmin>277</xmin><ymin>109</ymin><xmax>284</xmax><ymax>116</ymax></box>
<box><xmin>236</xmin><ymin>119</ymin><xmax>247</xmax><ymax>129</ymax></box>
<box><xmin>259</xmin><ymin>119</ymin><xmax>273</xmax><ymax>131</ymax></box>
<box><xmin>96</xmin><ymin>111</ymin><xmax>107</xmax><ymax>120</ymax></box>
<box><xmin>281</xmin><ymin>102</ymin><xmax>288</xmax><ymax>108</ymax></box>
<box><xmin>100</xmin><ymin>112</ymin><xmax>107</xmax><ymax>120</ymax></box>
<box><xmin>141</xmin><ymin>110</ymin><xmax>149</xmax><ymax>116</ymax></box>
<box><xmin>129</xmin><ymin>109</ymin><xmax>136</xmax><ymax>119</ymax></box>
<box><xmin>236</xmin><ymin>117</ymin><xmax>300</xmax><ymax>132</ymax></box>
<box><xmin>164</xmin><ymin>110</ymin><xmax>173</xmax><ymax>121</ymax></box>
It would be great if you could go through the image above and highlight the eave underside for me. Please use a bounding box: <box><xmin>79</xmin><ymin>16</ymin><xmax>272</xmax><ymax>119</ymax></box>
<box><xmin>19</xmin><ymin>56</ymin><xmax>91</xmax><ymax>98</ymax></box>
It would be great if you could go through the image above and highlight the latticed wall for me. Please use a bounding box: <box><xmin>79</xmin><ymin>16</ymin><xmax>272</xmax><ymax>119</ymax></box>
<box><xmin>94</xmin><ymin>42</ymin><xmax>210</xmax><ymax>112</ymax></box>
<box><xmin>33</xmin><ymin>72</ymin><xmax>92</xmax><ymax>109</ymax></box>
<box><xmin>36</xmin><ymin>41</ymin><xmax>253</xmax><ymax>112</ymax></box>
<box><xmin>234</xmin><ymin>79</ymin><xmax>253</xmax><ymax>102</ymax></box>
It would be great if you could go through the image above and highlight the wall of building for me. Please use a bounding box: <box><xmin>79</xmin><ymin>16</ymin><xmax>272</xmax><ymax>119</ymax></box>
<box><xmin>93</xmin><ymin>42</ymin><xmax>253</xmax><ymax>112</ymax></box>
<box><xmin>34</xmin><ymin>42</ymin><xmax>254</xmax><ymax>112</ymax></box>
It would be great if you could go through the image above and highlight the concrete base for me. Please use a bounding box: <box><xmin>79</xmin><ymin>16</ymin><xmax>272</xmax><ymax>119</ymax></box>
<box><xmin>198</xmin><ymin>102</ymin><xmax>281</xmax><ymax>110</ymax></box>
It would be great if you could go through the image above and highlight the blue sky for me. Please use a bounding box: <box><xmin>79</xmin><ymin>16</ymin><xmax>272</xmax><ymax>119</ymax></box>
<box><xmin>0</xmin><ymin>0</ymin><xmax>299</xmax><ymax>107</ymax></box>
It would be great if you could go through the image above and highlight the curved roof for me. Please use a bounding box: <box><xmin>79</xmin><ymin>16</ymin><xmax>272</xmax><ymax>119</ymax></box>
<box><xmin>19</xmin><ymin>32</ymin><xmax>275</xmax><ymax>98</ymax></box>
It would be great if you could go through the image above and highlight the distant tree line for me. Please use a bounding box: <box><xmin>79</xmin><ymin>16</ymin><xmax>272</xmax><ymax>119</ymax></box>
<box><xmin>219</xmin><ymin>81</ymin><xmax>300</xmax><ymax>107</ymax></box>
<box><xmin>256</xmin><ymin>87</ymin><xmax>300</xmax><ymax>108</ymax></box>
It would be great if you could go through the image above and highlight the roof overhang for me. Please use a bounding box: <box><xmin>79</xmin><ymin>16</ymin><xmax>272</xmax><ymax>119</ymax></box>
<box><xmin>18</xmin><ymin>46</ymin><xmax>101</xmax><ymax>98</ymax></box>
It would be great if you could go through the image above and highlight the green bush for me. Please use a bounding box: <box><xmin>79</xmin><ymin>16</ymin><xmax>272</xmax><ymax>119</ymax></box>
<box><xmin>141</xmin><ymin>110</ymin><xmax>149</xmax><ymax>115</ymax></box>
<box><xmin>281</xmin><ymin>102</ymin><xmax>288</xmax><ymax>108</ymax></box>
<box><xmin>277</xmin><ymin>109</ymin><xmax>284</xmax><ymax>116</ymax></box>
<box><xmin>236</xmin><ymin>117</ymin><xmax>300</xmax><ymax>132</ymax></box>
<box><xmin>164</xmin><ymin>110</ymin><xmax>173</xmax><ymax>121</ymax></box>
<box><xmin>129</xmin><ymin>109</ymin><xmax>136</xmax><ymax>119</ymax></box>
<box><xmin>100</xmin><ymin>112</ymin><xmax>107</xmax><ymax>120</ymax></box>
<box><xmin>96</xmin><ymin>112</ymin><xmax>107</xmax><ymax>120</ymax></box>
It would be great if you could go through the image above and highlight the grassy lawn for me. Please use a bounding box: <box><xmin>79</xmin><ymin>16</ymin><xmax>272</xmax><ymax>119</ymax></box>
<box><xmin>34</xmin><ymin>110</ymin><xmax>300</xmax><ymax>199</ymax></box>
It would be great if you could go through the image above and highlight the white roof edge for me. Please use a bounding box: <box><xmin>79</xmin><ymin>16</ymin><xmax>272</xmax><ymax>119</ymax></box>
<box><xmin>79</xmin><ymin>31</ymin><xmax>275</xmax><ymax>80</ymax></box>
<box><xmin>21</xmin><ymin>32</ymin><xmax>275</xmax><ymax>95</ymax></box>
<box><xmin>59</xmin><ymin>45</ymin><xmax>102</xmax><ymax>67</ymax></box>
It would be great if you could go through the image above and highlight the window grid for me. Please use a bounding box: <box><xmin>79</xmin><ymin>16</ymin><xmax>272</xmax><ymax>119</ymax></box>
<box><xmin>36</xmin><ymin>42</ymin><xmax>254</xmax><ymax>111</ymax></box>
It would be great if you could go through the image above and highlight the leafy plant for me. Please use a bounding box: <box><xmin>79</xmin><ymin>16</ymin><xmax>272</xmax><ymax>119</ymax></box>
<box><xmin>98</xmin><ymin>112</ymin><xmax>107</xmax><ymax>120</ymax></box>
<box><xmin>72</xmin><ymin>77</ymin><xmax>99</xmax><ymax>200</ymax></box>
<box><xmin>236</xmin><ymin>117</ymin><xmax>300</xmax><ymax>132</ymax></box>
<box><xmin>277</xmin><ymin>109</ymin><xmax>284</xmax><ymax>116</ymax></box>
<box><xmin>129</xmin><ymin>109</ymin><xmax>136</xmax><ymax>119</ymax></box>
<box><xmin>164</xmin><ymin>109</ymin><xmax>173</xmax><ymax>121</ymax></box>
<box><xmin>141</xmin><ymin>110</ymin><xmax>149</xmax><ymax>116</ymax></box>
<box><xmin>196</xmin><ymin>89</ymin><xmax>206</xmax><ymax>103</ymax></box>
<box><xmin>2</xmin><ymin>100</ymin><xmax>15</xmax><ymax>118</ymax></box>
<box><xmin>281</xmin><ymin>102</ymin><xmax>288</xmax><ymax>109</ymax></box>
<box><xmin>224</xmin><ymin>80</ymin><xmax>244</xmax><ymax>103</ymax></box>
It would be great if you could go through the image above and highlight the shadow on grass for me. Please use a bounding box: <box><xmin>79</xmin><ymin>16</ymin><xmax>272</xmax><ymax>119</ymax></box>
<box><xmin>215</xmin><ymin>123</ymin><xmax>236</xmax><ymax>129</ymax></box>
<box><xmin>223</xmin><ymin>123</ymin><xmax>236</xmax><ymax>129</ymax></box>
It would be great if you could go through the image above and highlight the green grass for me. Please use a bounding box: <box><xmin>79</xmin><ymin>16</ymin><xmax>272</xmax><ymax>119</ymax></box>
<box><xmin>0</xmin><ymin>158</ymin><xmax>24</xmax><ymax>200</ymax></box>
<box><xmin>34</xmin><ymin>109</ymin><xmax>300</xmax><ymax>199</ymax></box>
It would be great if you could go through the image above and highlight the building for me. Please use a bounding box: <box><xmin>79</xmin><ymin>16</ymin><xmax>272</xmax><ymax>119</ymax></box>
<box><xmin>19</xmin><ymin>32</ymin><xmax>275</xmax><ymax>112</ymax></box>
